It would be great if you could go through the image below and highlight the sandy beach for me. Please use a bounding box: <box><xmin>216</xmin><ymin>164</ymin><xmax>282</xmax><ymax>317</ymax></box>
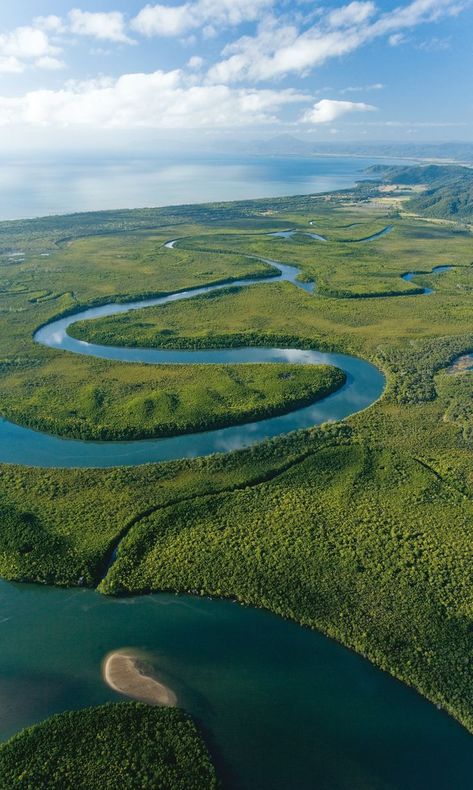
<box><xmin>103</xmin><ymin>649</ymin><xmax>177</xmax><ymax>707</ymax></box>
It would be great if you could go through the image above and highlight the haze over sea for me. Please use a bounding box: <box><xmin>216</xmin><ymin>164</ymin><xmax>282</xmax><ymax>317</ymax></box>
<box><xmin>0</xmin><ymin>153</ymin><xmax>403</xmax><ymax>222</ymax></box>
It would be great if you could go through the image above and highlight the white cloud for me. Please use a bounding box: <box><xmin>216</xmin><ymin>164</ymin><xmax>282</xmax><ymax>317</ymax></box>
<box><xmin>0</xmin><ymin>0</ymin><xmax>467</xmax><ymax>85</ymax></box>
<box><xmin>388</xmin><ymin>32</ymin><xmax>407</xmax><ymax>45</ymax></box>
<box><xmin>0</xmin><ymin>69</ymin><xmax>306</xmax><ymax>130</ymax></box>
<box><xmin>132</xmin><ymin>4</ymin><xmax>190</xmax><ymax>36</ymax></box>
<box><xmin>207</xmin><ymin>18</ymin><xmax>365</xmax><ymax>83</ymax></box>
<box><xmin>0</xmin><ymin>26</ymin><xmax>59</xmax><ymax>60</ymax></box>
<box><xmin>188</xmin><ymin>55</ymin><xmax>204</xmax><ymax>69</ymax></box>
<box><xmin>199</xmin><ymin>0</ymin><xmax>273</xmax><ymax>26</ymax></box>
<box><xmin>340</xmin><ymin>82</ymin><xmax>385</xmax><ymax>93</ymax></box>
<box><xmin>371</xmin><ymin>0</ymin><xmax>467</xmax><ymax>35</ymax></box>
<box><xmin>0</xmin><ymin>56</ymin><xmax>24</xmax><ymax>74</ymax></box>
<box><xmin>301</xmin><ymin>99</ymin><xmax>376</xmax><ymax>124</ymax></box>
<box><xmin>417</xmin><ymin>35</ymin><xmax>451</xmax><ymax>49</ymax></box>
<box><xmin>328</xmin><ymin>2</ymin><xmax>376</xmax><ymax>28</ymax></box>
<box><xmin>35</xmin><ymin>56</ymin><xmax>66</xmax><ymax>71</ymax></box>
<box><xmin>208</xmin><ymin>0</ymin><xmax>467</xmax><ymax>83</ymax></box>
<box><xmin>132</xmin><ymin>0</ymin><xmax>274</xmax><ymax>37</ymax></box>
<box><xmin>0</xmin><ymin>25</ymin><xmax>62</xmax><ymax>73</ymax></box>
<box><xmin>34</xmin><ymin>15</ymin><xmax>66</xmax><ymax>33</ymax></box>
<box><xmin>68</xmin><ymin>10</ymin><xmax>133</xmax><ymax>44</ymax></box>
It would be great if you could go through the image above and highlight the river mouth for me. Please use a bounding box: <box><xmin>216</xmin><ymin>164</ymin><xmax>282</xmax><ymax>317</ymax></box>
<box><xmin>2</xmin><ymin>581</ymin><xmax>473</xmax><ymax>790</ymax></box>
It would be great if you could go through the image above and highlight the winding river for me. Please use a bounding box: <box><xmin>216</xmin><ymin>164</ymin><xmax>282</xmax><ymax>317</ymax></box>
<box><xmin>0</xmin><ymin>244</ymin><xmax>453</xmax><ymax>468</ymax></box>
<box><xmin>269</xmin><ymin>224</ymin><xmax>394</xmax><ymax>243</ymax></box>
<box><xmin>1</xmin><ymin>237</ymin><xmax>472</xmax><ymax>789</ymax></box>
<box><xmin>1</xmin><ymin>255</ymin><xmax>385</xmax><ymax>468</ymax></box>
<box><xmin>402</xmin><ymin>264</ymin><xmax>453</xmax><ymax>295</ymax></box>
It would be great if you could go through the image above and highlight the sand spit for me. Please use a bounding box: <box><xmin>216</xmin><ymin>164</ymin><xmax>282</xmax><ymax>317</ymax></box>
<box><xmin>103</xmin><ymin>649</ymin><xmax>177</xmax><ymax>707</ymax></box>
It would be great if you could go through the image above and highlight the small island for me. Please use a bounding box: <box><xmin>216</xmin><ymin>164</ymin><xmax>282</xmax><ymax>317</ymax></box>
<box><xmin>103</xmin><ymin>649</ymin><xmax>177</xmax><ymax>707</ymax></box>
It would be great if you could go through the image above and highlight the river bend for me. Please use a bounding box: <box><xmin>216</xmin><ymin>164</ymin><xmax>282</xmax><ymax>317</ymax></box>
<box><xmin>0</xmin><ymin>254</ymin><xmax>385</xmax><ymax>468</ymax></box>
<box><xmin>1</xmin><ymin>235</ymin><xmax>472</xmax><ymax>790</ymax></box>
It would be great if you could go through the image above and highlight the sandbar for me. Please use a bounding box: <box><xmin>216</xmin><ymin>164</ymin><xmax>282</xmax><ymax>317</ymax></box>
<box><xmin>103</xmin><ymin>649</ymin><xmax>177</xmax><ymax>707</ymax></box>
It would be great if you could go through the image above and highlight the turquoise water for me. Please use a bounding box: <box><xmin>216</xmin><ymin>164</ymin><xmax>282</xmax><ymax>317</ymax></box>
<box><xmin>1</xmin><ymin>581</ymin><xmax>473</xmax><ymax>790</ymax></box>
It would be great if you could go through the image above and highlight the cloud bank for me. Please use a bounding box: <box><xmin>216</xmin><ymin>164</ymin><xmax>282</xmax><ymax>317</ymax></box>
<box><xmin>207</xmin><ymin>0</ymin><xmax>466</xmax><ymax>83</ymax></box>
<box><xmin>0</xmin><ymin>70</ymin><xmax>306</xmax><ymax>129</ymax></box>
<box><xmin>0</xmin><ymin>0</ymin><xmax>468</xmax><ymax>134</ymax></box>
<box><xmin>132</xmin><ymin>0</ymin><xmax>274</xmax><ymax>37</ymax></box>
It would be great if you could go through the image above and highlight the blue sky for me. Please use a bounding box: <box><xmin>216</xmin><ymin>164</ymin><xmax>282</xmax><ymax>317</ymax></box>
<box><xmin>0</xmin><ymin>0</ymin><xmax>472</xmax><ymax>150</ymax></box>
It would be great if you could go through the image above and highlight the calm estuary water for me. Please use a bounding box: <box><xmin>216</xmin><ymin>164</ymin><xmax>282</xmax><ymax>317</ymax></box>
<box><xmin>1</xmin><ymin>152</ymin><xmax>396</xmax><ymax>221</ymax></box>
<box><xmin>1</xmin><ymin>582</ymin><xmax>473</xmax><ymax>790</ymax></box>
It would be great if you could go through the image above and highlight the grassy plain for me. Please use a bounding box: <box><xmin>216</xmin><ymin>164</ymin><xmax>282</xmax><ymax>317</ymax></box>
<box><xmin>173</xmin><ymin>217</ymin><xmax>472</xmax><ymax>298</ymax></box>
<box><xmin>2</xmin><ymin>177</ymin><xmax>473</xmax><ymax>738</ymax></box>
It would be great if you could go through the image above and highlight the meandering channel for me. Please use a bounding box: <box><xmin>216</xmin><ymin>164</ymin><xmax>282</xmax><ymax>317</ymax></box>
<box><xmin>268</xmin><ymin>224</ymin><xmax>394</xmax><ymax>243</ymax></box>
<box><xmin>402</xmin><ymin>264</ymin><xmax>453</xmax><ymax>294</ymax></box>
<box><xmin>1</xmin><ymin>236</ymin><xmax>473</xmax><ymax>789</ymax></box>
<box><xmin>0</xmin><ymin>241</ymin><xmax>455</xmax><ymax>467</ymax></box>
<box><xmin>0</xmin><ymin>253</ymin><xmax>385</xmax><ymax>468</ymax></box>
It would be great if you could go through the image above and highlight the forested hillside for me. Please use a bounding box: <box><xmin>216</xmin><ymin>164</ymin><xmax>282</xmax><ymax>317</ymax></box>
<box><xmin>366</xmin><ymin>163</ymin><xmax>473</xmax><ymax>221</ymax></box>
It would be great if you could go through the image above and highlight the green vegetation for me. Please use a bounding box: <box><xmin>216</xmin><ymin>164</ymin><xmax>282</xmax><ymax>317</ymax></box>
<box><xmin>0</xmin><ymin>424</ymin><xmax>347</xmax><ymax>587</ymax></box>
<box><xmin>68</xmin><ymin>274</ymin><xmax>473</xmax><ymax>361</ymax></box>
<box><xmin>0</xmin><ymin>224</ymin><xmax>310</xmax><ymax>440</ymax></box>
<box><xmin>0</xmin><ymin>703</ymin><xmax>218</xmax><ymax>790</ymax></box>
<box><xmin>168</xmin><ymin>219</ymin><xmax>472</xmax><ymax>299</ymax></box>
<box><xmin>0</xmin><ymin>358</ymin><xmax>343</xmax><ymax>440</ymax></box>
<box><xmin>365</xmin><ymin>163</ymin><xmax>473</xmax><ymax>222</ymax></box>
<box><xmin>3</xmin><ymin>175</ymin><xmax>473</xmax><ymax>743</ymax></box>
<box><xmin>436</xmin><ymin>369</ymin><xmax>473</xmax><ymax>446</ymax></box>
<box><xmin>101</xmin><ymin>443</ymin><xmax>473</xmax><ymax>730</ymax></box>
<box><xmin>367</xmin><ymin>163</ymin><xmax>471</xmax><ymax>186</ymax></box>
